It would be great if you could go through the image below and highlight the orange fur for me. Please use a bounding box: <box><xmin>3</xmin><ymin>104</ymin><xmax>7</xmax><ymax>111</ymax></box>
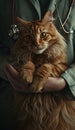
<box><xmin>12</xmin><ymin>11</ymin><xmax>75</xmax><ymax>130</ymax></box>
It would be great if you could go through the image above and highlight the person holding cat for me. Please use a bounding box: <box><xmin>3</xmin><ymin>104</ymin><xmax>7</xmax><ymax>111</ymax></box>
<box><xmin>4</xmin><ymin>0</ymin><xmax>75</xmax><ymax>97</ymax></box>
<box><xmin>0</xmin><ymin>0</ymin><xmax>75</xmax><ymax>129</ymax></box>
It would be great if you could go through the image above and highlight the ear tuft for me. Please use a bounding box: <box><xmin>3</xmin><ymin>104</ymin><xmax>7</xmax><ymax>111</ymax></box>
<box><xmin>41</xmin><ymin>10</ymin><xmax>54</xmax><ymax>24</ymax></box>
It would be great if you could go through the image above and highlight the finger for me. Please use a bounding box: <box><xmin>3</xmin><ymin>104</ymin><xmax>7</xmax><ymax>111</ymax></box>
<box><xmin>4</xmin><ymin>65</ymin><xmax>28</xmax><ymax>92</ymax></box>
<box><xmin>5</xmin><ymin>64</ymin><xmax>19</xmax><ymax>79</ymax></box>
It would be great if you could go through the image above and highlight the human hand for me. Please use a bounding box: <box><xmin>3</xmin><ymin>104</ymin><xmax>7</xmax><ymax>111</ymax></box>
<box><xmin>4</xmin><ymin>64</ymin><xmax>30</xmax><ymax>92</ymax></box>
<box><xmin>4</xmin><ymin>64</ymin><xmax>66</xmax><ymax>93</ymax></box>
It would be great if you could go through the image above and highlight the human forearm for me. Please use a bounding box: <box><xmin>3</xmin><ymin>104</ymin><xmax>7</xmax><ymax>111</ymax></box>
<box><xmin>43</xmin><ymin>77</ymin><xmax>66</xmax><ymax>91</ymax></box>
<box><xmin>61</xmin><ymin>64</ymin><xmax>75</xmax><ymax>97</ymax></box>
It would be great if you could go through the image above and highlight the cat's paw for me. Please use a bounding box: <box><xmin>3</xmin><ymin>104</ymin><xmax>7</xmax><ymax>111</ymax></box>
<box><xmin>30</xmin><ymin>78</ymin><xmax>44</xmax><ymax>92</ymax></box>
<box><xmin>19</xmin><ymin>61</ymin><xmax>35</xmax><ymax>83</ymax></box>
<box><xmin>20</xmin><ymin>69</ymin><xmax>33</xmax><ymax>83</ymax></box>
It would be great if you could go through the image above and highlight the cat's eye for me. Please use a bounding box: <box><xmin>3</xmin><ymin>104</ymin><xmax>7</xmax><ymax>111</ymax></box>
<box><xmin>40</xmin><ymin>32</ymin><xmax>46</xmax><ymax>38</ymax></box>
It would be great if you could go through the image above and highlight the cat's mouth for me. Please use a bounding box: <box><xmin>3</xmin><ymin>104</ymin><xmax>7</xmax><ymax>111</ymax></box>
<box><xmin>33</xmin><ymin>45</ymin><xmax>48</xmax><ymax>54</ymax></box>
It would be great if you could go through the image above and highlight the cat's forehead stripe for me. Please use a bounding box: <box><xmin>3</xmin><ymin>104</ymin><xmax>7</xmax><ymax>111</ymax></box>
<box><xmin>29</xmin><ymin>23</ymin><xmax>39</xmax><ymax>34</ymax></box>
<box><xmin>30</xmin><ymin>23</ymin><xmax>46</xmax><ymax>34</ymax></box>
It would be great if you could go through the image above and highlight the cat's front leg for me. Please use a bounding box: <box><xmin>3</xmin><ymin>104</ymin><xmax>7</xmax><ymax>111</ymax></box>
<box><xmin>19</xmin><ymin>61</ymin><xmax>35</xmax><ymax>84</ymax></box>
<box><xmin>30</xmin><ymin>64</ymin><xmax>51</xmax><ymax>92</ymax></box>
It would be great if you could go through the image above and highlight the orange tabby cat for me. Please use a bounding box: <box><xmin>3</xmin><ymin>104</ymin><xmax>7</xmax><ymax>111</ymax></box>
<box><xmin>13</xmin><ymin>11</ymin><xmax>67</xmax><ymax>92</ymax></box>
<box><xmin>12</xmin><ymin>11</ymin><xmax>75</xmax><ymax>130</ymax></box>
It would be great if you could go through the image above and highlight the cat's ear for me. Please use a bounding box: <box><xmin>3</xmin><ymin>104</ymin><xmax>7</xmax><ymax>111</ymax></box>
<box><xmin>16</xmin><ymin>17</ymin><xmax>30</xmax><ymax>26</ymax></box>
<box><xmin>41</xmin><ymin>10</ymin><xmax>54</xmax><ymax>24</ymax></box>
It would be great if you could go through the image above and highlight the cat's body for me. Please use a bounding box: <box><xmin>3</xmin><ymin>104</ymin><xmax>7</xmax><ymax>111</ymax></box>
<box><xmin>13</xmin><ymin>11</ymin><xmax>67</xmax><ymax>92</ymax></box>
<box><xmin>13</xmin><ymin>11</ymin><xmax>75</xmax><ymax>130</ymax></box>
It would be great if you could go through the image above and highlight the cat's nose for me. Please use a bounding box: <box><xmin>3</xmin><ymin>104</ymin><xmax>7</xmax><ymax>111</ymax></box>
<box><xmin>37</xmin><ymin>42</ymin><xmax>40</xmax><ymax>46</ymax></box>
<box><xmin>35</xmin><ymin>41</ymin><xmax>40</xmax><ymax>47</ymax></box>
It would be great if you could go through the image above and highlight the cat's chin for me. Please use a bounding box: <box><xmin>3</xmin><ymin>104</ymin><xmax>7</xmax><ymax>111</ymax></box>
<box><xmin>33</xmin><ymin>44</ymin><xmax>49</xmax><ymax>55</ymax></box>
<box><xmin>33</xmin><ymin>48</ymin><xmax>46</xmax><ymax>55</ymax></box>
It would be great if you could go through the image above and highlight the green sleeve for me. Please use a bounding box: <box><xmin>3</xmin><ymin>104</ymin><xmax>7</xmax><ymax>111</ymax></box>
<box><xmin>61</xmin><ymin>31</ymin><xmax>75</xmax><ymax>97</ymax></box>
<box><xmin>61</xmin><ymin>64</ymin><xmax>75</xmax><ymax>97</ymax></box>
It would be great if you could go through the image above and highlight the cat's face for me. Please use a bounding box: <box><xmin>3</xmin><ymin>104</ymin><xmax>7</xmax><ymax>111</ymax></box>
<box><xmin>17</xmin><ymin>11</ymin><xmax>58</xmax><ymax>54</ymax></box>
<box><xmin>28</xmin><ymin>22</ymin><xmax>57</xmax><ymax>54</ymax></box>
<box><xmin>31</xmin><ymin>25</ymin><xmax>49</xmax><ymax>54</ymax></box>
